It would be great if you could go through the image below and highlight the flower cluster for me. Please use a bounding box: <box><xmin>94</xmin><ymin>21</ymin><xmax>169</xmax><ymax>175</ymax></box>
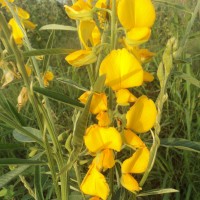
<box><xmin>0</xmin><ymin>0</ymin><xmax>36</xmax><ymax>45</ymax></box>
<box><xmin>65</xmin><ymin>0</ymin><xmax>157</xmax><ymax>199</ymax></box>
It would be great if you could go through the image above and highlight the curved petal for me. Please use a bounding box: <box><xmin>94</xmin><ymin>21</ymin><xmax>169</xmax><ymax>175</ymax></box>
<box><xmin>65</xmin><ymin>49</ymin><xmax>97</xmax><ymax>67</ymax></box>
<box><xmin>126</xmin><ymin>27</ymin><xmax>151</xmax><ymax>46</ymax></box>
<box><xmin>8</xmin><ymin>18</ymin><xmax>24</xmax><ymax>45</ymax></box>
<box><xmin>99</xmin><ymin>48</ymin><xmax>143</xmax><ymax>90</ymax></box>
<box><xmin>96</xmin><ymin>111</ymin><xmax>111</xmax><ymax>127</ymax></box>
<box><xmin>143</xmin><ymin>71</ymin><xmax>154</xmax><ymax>82</ymax></box>
<box><xmin>64</xmin><ymin>0</ymin><xmax>93</xmax><ymax>20</ymax></box>
<box><xmin>121</xmin><ymin>174</ymin><xmax>141</xmax><ymax>192</ymax></box>
<box><xmin>116</xmin><ymin>89</ymin><xmax>137</xmax><ymax>106</ymax></box>
<box><xmin>84</xmin><ymin>125</ymin><xmax>122</xmax><ymax>152</ymax></box>
<box><xmin>122</xmin><ymin>146</ymin><xmax>150</xmax><ymax>173</ymax></box>
<box><xmin>123</xmin><ymin>129</ymin><xmax>145</xmax><ymax>148</ymax></box>
<box><xmin>81</xmin><ymin>163</ymin><xmax>110</xmax><ymax>200</ymax></box>
<box><xmin>94</xmin><ymin>149</ymin><xmax>115</xmax><ymax>171</ymax></box>
<box><xmin>126</xmin><ymin>95</ymin><xmax>157</xmax><ymax>133</ymax></box>
<box><xmin>15</xmin><ymin>7</ymin><xmax>30</xmax><ymax>19</ymax></box>
<box><xmin>117</xmin><ymin>0</ymin><xmax>156</xmax><ymax>30</ymax></box>
<box><xmin>79</xmin><ymin>20</ymin><xmax>101</xmax><ymax>49</ymax></box>
<box><xmin>79</xmin><ymin>91</ymin><xmax>107</xmax><ymax>114</ymax></box>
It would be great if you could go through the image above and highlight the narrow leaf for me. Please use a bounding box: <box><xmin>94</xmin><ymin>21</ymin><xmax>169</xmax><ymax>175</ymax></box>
<box><xmin>57</xmin><ymin>78</ymin><xmax>88</xmax><ymax>92</ymax></box>
<box><xmin>93</xmin><ymin>74</ymin><xmax>106</xmax><ymax>93</ymax></box>
<box><xmin>33</xmin><ymin>86</ymin><xmax>84</xmax><ymax>109</ymax></box>
<box><xmin>0</xmin><ymin>143</ymin><xmax>25</xmax><ymax>150</ymax></box>
<box><xmin>0</xmin><ymin>158</ymin><xmax>46</xmax><ymax>166</ymax></box>
<box><xmin>138</xmin><ymin>188</ymin><xmax>179</xmax><ymax>197</ymax></box>
<box><xmin>40</xmin><ymin>24</ymin><xmax>77</xmax><ymax>31</ymax></box>
<box><xmin>160</xmin><ymin>138</ymin><xmax>200</xmax><ymax>153</ymax></box>
<box><xmin>178</xmin><ymin>73</ymin><xmax>200</xmax><ymax>88</ymax></box>
<box><xmin>34</xmin><ymin>166</ymin><xmax>44</xmax><ymax>200</ymax></box>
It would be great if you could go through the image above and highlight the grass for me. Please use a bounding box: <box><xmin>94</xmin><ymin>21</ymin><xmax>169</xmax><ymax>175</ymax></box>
<box><xmin>0</xmin><ymin>0</ymin><xmax>200</xmax><ymax>199</ymax></box>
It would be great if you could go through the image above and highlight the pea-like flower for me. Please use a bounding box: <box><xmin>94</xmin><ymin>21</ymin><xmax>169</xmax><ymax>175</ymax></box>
<box><xmin>79</xmin><ymin>91</ymin><xmax>107</xmax><ymax>114</ymax></box>
<box><xmin>64</xmin><ymin>0</ymin><xmax>93</xmax><ymax>21</ymax></box>
<box><xmin>84</xmin><ymin>124</ymin><xmax>122</xmax><ymax>153</ymax></box>
<box><xmin>122</xmin><ymin>146</ymin><xmax>150</xmax><ymax>174</ymax></box>
<box><xmin>99</xmin><ymin>48</ymin><xmax>143</xmax><ymax>91</ymax></box>
<box><xmin>81</xmin><ymin>163</ymin><xmax>110</xmax><ymax>200</ymax></box>
<box><xmin>117</xmin><ymin>0</ymin><xmax>156</xmax><ymax>45</ymax></box>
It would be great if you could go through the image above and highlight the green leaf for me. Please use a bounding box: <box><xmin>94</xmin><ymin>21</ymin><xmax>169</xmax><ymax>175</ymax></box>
<box><xmin>3</xmin><ymin>48</ymin><xmax>75</xmax><ymax>61</ymax></box>
<box><xmin>154</xmin><ymin>0</ymin><xmax>191</xmax><ymax>14</ymax></box>
<box><xmin>93</xmin><ymin>74</ymin><xmax>106</xmax><ymax>93</ymax></box>
<box><xmin>40</xmin><ymin>24</ymin><xmax>77</xmax><ymax>31</ymax></box>
<box><xmin>57</xmin><ymin>78</ymin><xmax>88</xmax><ymax>92</ymax></box>
<box><xmin>137</xmin><ymin>188</ymin><xmax>179</xmax><ymax>197</ymax></box>
<box><xmin>177</xmin><ymin>73</ymin><xmax>200</xmax><ymax>88</ymax></box>
<box><xmin>0</xmin><ymin>153</ymin><xmax>43</xmax><ymax>188</ymax></box>
<box><xmin>42</xmin><ymin>31</ymin><xmax>55</xmax><ymax>73</ymax></box>
<box><xmin>0</xmin><ymin>158</ymin><xmax>46</xmax><ymax>166</ymax></box>
<box><xmin>13</xmin><ymin>127</ymin><xmax>42</xmax><ymax>143</ymax></box>
<box><xmin>0</xmin><ymin>188</ymin><xmax>7</xmax><ymax>197</ymax></box>
<box><xmin>0</xmin><ymin>143</ymin><xmax>25</xmax><ymax>150</ymax></box>
<box><xmin>160</xmin><ymin>138</ymin><xmax>200</xmax><ymax>153</ymax></box>
<box><xmin>59</xmin><ymin>93</ymin><xmax>93</xmax><ymax>174</ymax></box>
<box><xmin>0</xmin><ymin>113</ymin><xmax>43</xmax><ymax>147</ymax></box>
<box><xmin>69</xmin><ymin>194</ymin><xmax>83</xmax><ymax>200</ymax></box>
<box><xmin>33</xmin><ymin>86</ymin><xmax>84</xmax><ymax>109</ymax></box>
<box><xmin>34</xmin><ymin>166</ymin><xmax>44</xmax><ymax>200</ymax></box>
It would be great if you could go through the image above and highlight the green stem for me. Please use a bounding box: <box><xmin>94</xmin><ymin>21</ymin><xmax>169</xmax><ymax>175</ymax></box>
<box><xmin>111</xmin><ymin>0</ymin><xmax>116</xmax><ymax>49</ymax></box>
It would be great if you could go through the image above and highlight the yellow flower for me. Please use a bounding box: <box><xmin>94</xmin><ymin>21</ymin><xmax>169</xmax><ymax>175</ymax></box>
<box><xmin>0</xmin><ymin>0</ymin><xmax>14</xmax><ymax>7</ymax></box>
<box><xmin>89</xmin><ymin>197</ymin><xmax>100</xmax><ymax>200</ymax></box>
<box><xmin>81</xmin><ymin>163</ymin><xmax>110</xmax><ymax>200</ymax></box>
<box><xmin>65</xmin><ymin>49</ymin><xmax>97</xmax><ymax>67</ymax></box>
<box><xmin>126</xmin><ymin>95</ymin><xmax>157</xmax><ymax>133</ymax></box>
<box><xmin>23</xmin><ymin>19</ymin><xmax>37</xmax><ymax>30</ymax></box>
<box><xmin>64</xmin><ymin>0</ymin><xmax>93</xmax><ymax>21</ymax></box>
<box><xmin>93</xmin><ymin>149</ymin><xmax>115</xmax><ymax>171</ymax></box>
<box><xmin>25</xmin><ymin>65</ymin><xmax>32</xmax><ymax>77</ymax></box>
<box><xmin>99</xmin><ymin>48</ymin><xmax>143</xmax><ymax>91</ymax></box>
<box><xmin>96</xmin><ymin>111</ymin><xmax>111</xmax><ymax>127</ymax></box>
<box><xmin>78</xmin><ymin>20</ymin><xmax>101</xmax><ymax>49</ymax></box>
<box><xmin>122</xmin><ymin>146</ymin><xmax>149</xmax><ymax>174</ymax></box>
<box><xmin>84</xmin><ymin>125</ymin><xmax>122</xmax><ymax>153</ymax></box>
<box><xmin>115</xmin><ymin>89</ymin><xmax>137</xmax><ymax>106</ymax></box>
<box><xmin>143</xmin><ymin>71</ymin><xmax>154</xmax><ymax>82</ymax></box>
<box><xmin>79</xmin><ymin>91</ymin><xmax>107</xmax><ymax>114</ymax></box>
<box><xmin>15</xmin><ymin>6</ymin><xmax>30</xmax><ymax>19</ymax></box>
<box><xmin>117</xmin><ymin>0</ymin><xmax>156</xmax><ymax>30</ymax></box>
<box><xmin>123</xmin><ymin>129</ymin><xmax>145</xmax><ymax>149</ymax></box>
<box><xmin>8</xmin><ymin>18</ymin><xmax>24</xmax><ymax>45</ymax></box>
<box><xmin>125</xmin><ymin>27</ymin><xmax>151</xmax><ymax>46</ymax></box>
<box><xmin>43</xmin><ymin>71</ymin><xmax>54</xmax><ymax>87</ymax></box>
<box><xmin>117</xmin><ymin>0</ymin><xmax>156</xmax><ymax>45</ymax></box>
<box><xmin>17</xmin><ymin>87</ymin><xmax>28</xmax><ymax>112</ymax></box>
<box><xmin>121</xmin><ymin>174</ymin><xmax>141</xmax><ymax>192</ymax></box>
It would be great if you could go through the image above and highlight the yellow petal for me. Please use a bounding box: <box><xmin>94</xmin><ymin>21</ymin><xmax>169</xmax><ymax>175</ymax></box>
<box><xmin>15</xmin><ymin>7</ymin><xmax>30</xmax><ymax>19</ymax></box>
<box><xmin>8</xmin><ymin>18</ymin><xmax>24</xmax><ymax>45</ymax></box>
<box><xmin>79</xmin><ymin>20</ymin><xmax>101</xmax><ymax>49</ymax></box>
<box><xmin>0</xmin><ymin>0</ymin><xmax>14</xmax><ymax>7</ymax></box>
<box><xmin>115</xmin><ymin>89</ymin><xmax>137</xmax><ymax>106</ymax></box>
<box><xmin>23</xmin><ymin>20</ymin><xmax>37</xmax><ymax>30</ymax></box>
<box><xmin>126</xmin><ymin>27</ymin><xmax>151</xmax><ymax>46</ymax></box>
<box><xmin>65</xmin><ymin>50</ymin><xmax>97</xmax><ymax>67</ymax></box>
<box><xmin>84</xmin><ymin>125</ymin><xmax>122</xmax><ymax>152</ymax></box>
<box><xmin>123</xmin><ymin>129</ymin><xmax>145</xmax><ymax>148</ymax></box>
<box><xmin>126</xmin><ymin>95</ymin><xmax>157</xmax><ymax>133</ymax></box>
<box><xmin>43</xmin><ymin>71</ymin><xmax>54</xmax><ymax>87</ymax></box>
<box><xmin>79</xmin><ymin>91</ymin><xmax>107</xmax><ymax>114</ymax></box>
<box><xmin>64</xmin><ymin>0</ymin><xmax>93</xmax><ymax>21</ymax></box>
<box><xmin>117</xmin><ymin>0</ymin><xmax>156</xmax><ymax>30</ymax></box>
<box><xmin>122</xmin><ymin>146</ymin><xmax>149</xmax><ymax>173</ymax></box>
<box><xmin>96</xmin><ymin>111</ymin><xmax>111</xmax><ymax>127</ymax></box>
<box><xmin>81</xmin><ymin>163</ymin><xmax>110</xmax><ymax>200</ymax></box>
<box><xmin>25</xmin><ymin>65</ymin><xmax>32</xmax><ymax>77</ymax></box>
<box><xmin>99</xmin><ymin>48</ymin><xmax>143</xmax><ymax>90</ymax></box>
<box><xmin>89</xmin><ymin>197</ymin><xmax>100</xmax><ymax>200</ymax></box>
<box><xmin>17</xmin><ymin>87</ymin><xmax>28</xmax><ymax>112</ymax></box>
<box><xmin>121</xmin><ymin>174</ymin><xmax>141</xmax><ymax>192</ymax></box>
<box><xmin>143</xmin><ymin>71</ymin><xmax>154</xmax><ymax>82</ymax></box>
<box><xmin>138</xmin><ymin>49</ymin><xmax>155</xmax><ymax>63</ymax></box>
<box><xmin>94</xmin><ymin>149</ymin><xmax>115</xmax><ymax>171</ymax></box>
